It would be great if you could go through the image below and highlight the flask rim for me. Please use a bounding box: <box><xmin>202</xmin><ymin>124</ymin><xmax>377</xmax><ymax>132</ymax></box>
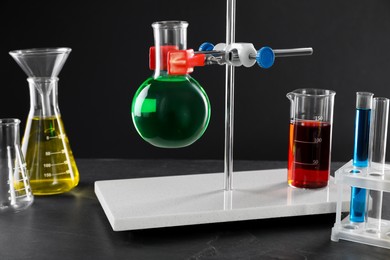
<box><xmin>152</xmin><ymin>21</ymin><xmax>188</xmax><ymax>29</ymax></box>
<box><xmin>0</xmin><ymin>118</ymin><xmax>20</xmax><ymax>126</ymax></box>
<box><xmin>287</xmin><ymin>88</ymin><xmax>336</xmax><ymax>98</ymax></box>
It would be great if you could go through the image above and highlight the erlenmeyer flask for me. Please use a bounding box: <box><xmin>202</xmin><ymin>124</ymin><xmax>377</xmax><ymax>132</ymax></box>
<box><xmin>132</xmin><ymin>21</ymin><xmax>211</xmax><ymax>148</ymax></box>
<box><xmin>9</xmin><ymin>48</ymin><xmax>79</xmax><ymax>195</ymax></box>
<box><xmin>0</xmin><ymin>119</ymin><xmax>34</xmax><ymax>212</ymax></box>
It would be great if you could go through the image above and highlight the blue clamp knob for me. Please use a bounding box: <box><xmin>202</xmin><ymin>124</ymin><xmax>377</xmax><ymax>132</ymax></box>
<box><xmin>199</xmin><ymin>42</ymin><xmax>215</xmax><ymax>51</ymax></box>
<box><xmin>256</xmin><ymin>47</ymin><xmax>275</xmax><ymax>69</ymax></box>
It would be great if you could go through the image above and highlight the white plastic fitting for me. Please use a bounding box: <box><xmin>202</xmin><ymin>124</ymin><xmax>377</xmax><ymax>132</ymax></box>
<box><xmin>225</xmin><ymin>43</ymin><xmax>257</xmax><ymax>67</ymax></box>
<box><xmin>213</xmin><ymin>43</ymin><xmax>227</xmax><ymax>51</ymax></box>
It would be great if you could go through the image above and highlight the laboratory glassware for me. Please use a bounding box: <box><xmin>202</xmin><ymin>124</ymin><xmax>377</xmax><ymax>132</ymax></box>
<box><xmin>131</xmin><ymin>21</ymin><xmax>211</xmax><ymax>148</ymax></box>
<box><xmin>349</xmin><ymin>92</ymin><xmax>373</xmax><ymax>222</ymax></box>
<box><xmin>367</xmin><ymin>97</ymin><xmax>389</xmax><ymax>232</ymax></box>
<box><xmin>353</xmin><ymin>92</ymin><xmax>373</xmax><ymax>167</ymax></box>
<box><xmin>0</xmin><ymin>119</ymin><xmax>34</xmax><ymax>213</ymax></box>
<box><xmin>9</xmin><ymin>48</ymin><xmax>79</xmax><ymax>195</ymax></box>
<box><xmin>287</xmin><ymin>88</ymin><xmax>336</xmax><ymax>188</ymax></box>
<box><xmin>369</xmin><ymin>97</ymin><xmax>389</xmax><ymax>169</ymax></box>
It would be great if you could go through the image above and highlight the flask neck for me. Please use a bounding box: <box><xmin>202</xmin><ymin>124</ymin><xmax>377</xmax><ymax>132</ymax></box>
<box><xmin>0</xmin><ymin>119</ymin><xmax>21</xmax><ymax>148</ymax></box>
<box><xmin>152</xmin><ymin>21</ymin><xmax>188</xmax><ymax>78</ymax></box>
<box><xmin>27</xmin><ymin>77</ymin><xmax>60</xmax><ymax>118</ymax></box>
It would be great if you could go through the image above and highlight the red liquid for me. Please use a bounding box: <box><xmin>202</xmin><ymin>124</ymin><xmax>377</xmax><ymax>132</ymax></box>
<box><xmin>288</xmin><ymin>120</ymin><xmax>331</xmax><ymax>188</ymax></box>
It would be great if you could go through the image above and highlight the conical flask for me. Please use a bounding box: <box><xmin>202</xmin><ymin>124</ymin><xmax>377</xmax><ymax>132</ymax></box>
<box><xmin>0</xmin><ymin>119</ymin><xmax>34</xmax><ymax>212</ymax></box>
<box><xmin>9</xmin><ymin>48</ymin><xmax>79</xmax><ymax>195</ymax></box>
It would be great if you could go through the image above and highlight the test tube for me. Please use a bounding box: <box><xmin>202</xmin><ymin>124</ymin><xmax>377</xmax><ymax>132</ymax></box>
<box><xmin>367</xmin><ymin>97</ymin><xmax>389</xmax><ymax>231</ymax></box>
<box><xmin>350</xmin><ymin>92</ymin><xmax>373</xmax><ymax>223</ymax></box>
<box><xmin>369</xmin><ymin>97</ymin><xmax>389</xmax><ymax>168</ymax></box>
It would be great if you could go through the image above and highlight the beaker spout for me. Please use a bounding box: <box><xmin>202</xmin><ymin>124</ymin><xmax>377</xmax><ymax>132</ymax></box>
<box><xmin>9</xmin><ymin>48</ymin><xmax>71</xmax><ymax>78</ymax></box>
<box><xmin>286</xmin><ymin>92</ymin><xmax>295</xmax><ymax>101</ymax></box>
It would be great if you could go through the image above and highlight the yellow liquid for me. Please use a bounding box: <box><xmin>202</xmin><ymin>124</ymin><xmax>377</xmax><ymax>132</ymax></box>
<box><xmin>23</xmin><ymin>116</ymin><xmax>79</xmax><ymax>195</ymax></box>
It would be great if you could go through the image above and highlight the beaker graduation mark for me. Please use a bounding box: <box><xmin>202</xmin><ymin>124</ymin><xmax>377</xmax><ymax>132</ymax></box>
<box><xmin>43</xmin><ymin>161</ymin><xmax>68</xmax><ymax>168</ymax></box>
<box><xmin>46</xmin><ymin>134</ymin><xmax>65</xmax><ymax>140</ymax></box>
<box><xmin>43</xmin><ymin>170</ymin><xmax>70</xmax><ymax>178</ymax></box>
<box><xmin>45</xmin><ymin>150</ymin><xmax>65</xmax><ymax>156</ymax></box>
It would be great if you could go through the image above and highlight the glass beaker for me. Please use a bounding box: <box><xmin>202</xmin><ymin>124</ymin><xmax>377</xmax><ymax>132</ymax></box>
<box><xmin>287</xmin><ymin>88</ymin><xmax>336</xmax><ymax>188</ymax></box>
<box><xmin>0</xmin><ymin>119</ymin><xmax>34</xmax><ymax>213</ymax></box>
<box><xmin>9</xmin><ymin>48</ymin><xmax>79</xmax><ymax>195</ymax></box>
<box><xmin>131</xmin><ymin>21</ymin><xmax>211</xmax><ymax>148</ymax></box>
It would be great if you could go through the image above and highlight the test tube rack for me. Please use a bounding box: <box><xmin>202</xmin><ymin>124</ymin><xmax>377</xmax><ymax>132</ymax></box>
<box><xmin>331</xmin><ymin>160</ymin><xmax>390</xmax><ymax>249</ymax></box>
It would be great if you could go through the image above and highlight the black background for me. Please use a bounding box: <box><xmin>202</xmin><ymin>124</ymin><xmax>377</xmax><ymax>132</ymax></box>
<box><xmin>2</xmin><ymin>0</ymin><xmax>390</xmax><ymax>161</ymax></box>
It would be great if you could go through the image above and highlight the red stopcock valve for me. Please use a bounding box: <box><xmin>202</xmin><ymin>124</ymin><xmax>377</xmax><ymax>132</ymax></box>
<box><xmin>167</xmin><ymin>49</ymin><xmax>205</xmax><ymax>75</ymax></box>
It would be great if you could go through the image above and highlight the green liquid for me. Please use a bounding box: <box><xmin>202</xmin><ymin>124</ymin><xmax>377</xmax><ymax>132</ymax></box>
<box><xmin>132</xmin><ymin>74</ymin><xmax>211</xmax><ymax>148</ymax></box>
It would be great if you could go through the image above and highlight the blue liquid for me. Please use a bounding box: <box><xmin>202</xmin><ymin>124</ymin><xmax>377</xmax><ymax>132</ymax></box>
<box><xmin>350</xmin><ymin>108</ymin><xmax>371</xmax><ymax>222</ymax></box>
<box><xmin>350</xmin><ymin>187</ymin><xmax>367</xmax><ymax>222</ymax></box>
<box><xmin>353</xmin><ymin>108</ymin><xmax>371</xmax><ymax>167</ymax></box>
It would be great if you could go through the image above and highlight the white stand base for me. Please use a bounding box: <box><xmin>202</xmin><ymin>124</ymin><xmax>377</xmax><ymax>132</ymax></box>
<box><xmin>95</xmin><ymin>169</ymin><xmax>350</xmax><ymax>231</ymax></box>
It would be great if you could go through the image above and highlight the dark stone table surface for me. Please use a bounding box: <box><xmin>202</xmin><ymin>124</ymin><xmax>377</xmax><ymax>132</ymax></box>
<box><xmin>1</xmin><ymin>159</ymin><xmax>389</xmax><ymax>260</ymax></box>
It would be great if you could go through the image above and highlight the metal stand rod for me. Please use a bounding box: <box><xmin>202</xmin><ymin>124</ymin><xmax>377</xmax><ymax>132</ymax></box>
<box><xmin>224</xmin><ymin>0</ymin><xmax>236</xmax><ymax>191</ymax></box>
<box><xmin>249</xmin><ymin>48</ymin><xmax>313</xmax><ymax>59</ymax></box>
<box><xmin>273</xmin><ymin>48</ymin><xmax>313</xmax><ymax>57</ymax></box>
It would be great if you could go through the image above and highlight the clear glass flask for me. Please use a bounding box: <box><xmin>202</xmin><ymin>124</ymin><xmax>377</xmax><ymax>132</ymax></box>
<box><xmin>0</xmin><ymin>119</ymin><xmax>34</xmax><ymax>212</ymax></box>
<box><xmin>9</xmin><ymin>48</ymin><xmax>79</xmax><ymax>195</ymax></box>
<box><xmin>132</xmin><ymin>21</ymin><xmax>211</xmax><ymax>148</ymax></box>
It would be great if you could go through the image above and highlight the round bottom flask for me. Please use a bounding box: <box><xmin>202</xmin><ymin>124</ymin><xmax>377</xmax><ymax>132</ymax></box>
<box><xmin>132</xmin><ymin>73</ymin><xmax>210</xmax><ymax>148</ymax></box>
<box><xmin>131</xmin><ymin>21</ymin><xmax>211</xmax><ymax>148</ymax></box>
